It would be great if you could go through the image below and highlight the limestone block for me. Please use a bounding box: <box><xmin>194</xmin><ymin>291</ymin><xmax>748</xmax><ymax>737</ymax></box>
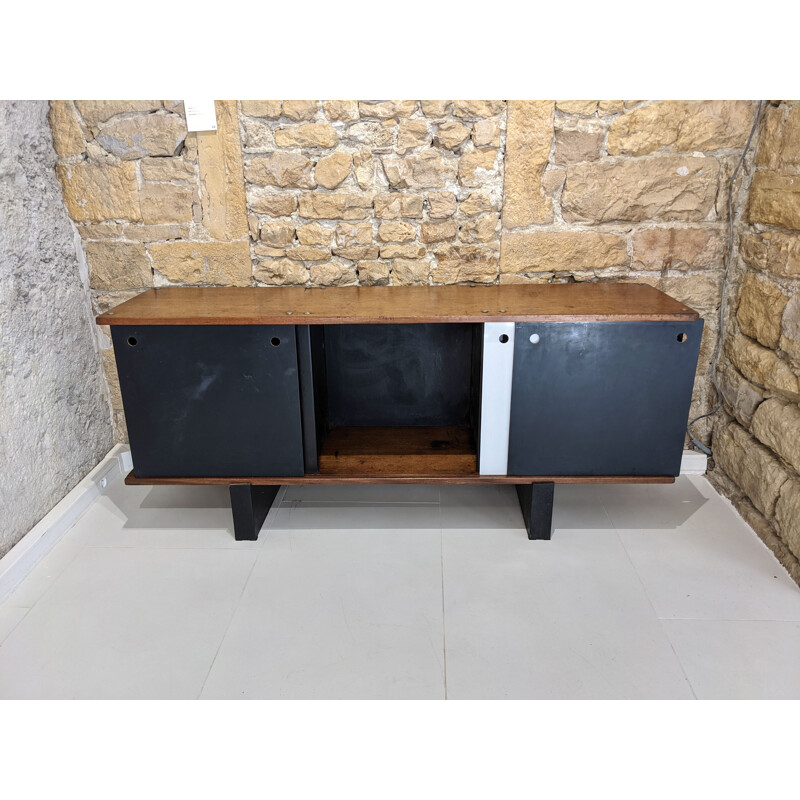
<box><xmin>75</xmin><ymin>100</ymin><xmax>161</xmax><ymax>129</ymax></box>
<box><xmin>502</xmin><ymin>101</ymin><xmax>554</xmax><ymax>228</ymax></box>
<box><xmin>48</xmin><ymin>101</ymin><xmax>85</xmax><ymax>158</ymax></box>
<box><xmin>472</xmin><ymin>119</ymin><xmax>501</xmax><ymax>148</ymax></box>
<box><xmin>775</xmin><ymin>479</ymin><xmax>800</xmax><ymax>560</ymax></box>
<box><xmin>241</xmin><ymin>117</ymin><xmax>276</xmax><ymax>151</ymax></box>
<box><xmin>374</xmin><ymin>192</ymin><xmax>424</xmax><ymax>219</ymax></box>
<box><xmin>556</xmin><ymin>101</ymin><xmax>598</xmax><ymax>116</ymax></box>
<box><xmin>597</xmin><ymin>101</ymin><xmax>625</xmax><ymax>117</ymax></box>
<box><xmin>56</xmin><ymin>161</ymin><xmax>141</xmax><ymax>222</ymax></box>
<box><xmin>740</xmin><ymin>232</ymin><xmax>800</xmax><ymax>278</ymax></box>
<box><xmin>737</xmin><ymin>273</ymin><xmax>788</xmax><ymax>348</ymax></box>
<box><xmin>383</xmin><ymin>149</ymin><xmax>458</xmax><ymax>189</ymax></box>
<box><xmin>149</xmin><ymin>241</ymin><xmax>251</xmax><ymax>286</ymax></box>
<box><xmin>397</xmin><ymin>120</ymin><xmax>431</xmax><ymax>150</ymax></box>
<box><xmin>358</xmin><ymin>101</ymin><xmax>416</xmax><ymax>119</ymax></box>
<box><xmin>245</xmin><ymin>153</ymin><xmax>315</xmax><ymax>188</ymax></box>
<box><xmin>392</xmin><ymin>258</ymin><xmax>430</xmax><ymax>285</ymax></box>
<box><xmin>554</xmin><ymin>128</ymin><xmax>604</xmax><ymax>163</ymax></box>
<box><xmin>420</xmin><ymin>101</ymin><xmax>452</xmax><ymax>117</ymax></box>
<box><xmin>713</xmin><ymin>421</ymin><xmax>791</xmax><ymax>516</ymax></box>
<box><xmin>140</xmin><ymin>157</ymin><xmax>195</xmax><ymax>181</ymax></box>
<box><xmin>459</xmin><ymin>215</ymin><xmax>499</xmax><ymax>244</ymax></box>
<box><xmin>716</xmin><ymin>361</ymin><xmax>765</xmax><ymax>427</ymax></box>
<box><xmin>346</xmin><ymin>122</ymin><xmax>395</xmax><ymax>149</ymax></box>
<box><xmin>121</xmin><ymin>224</ymin><xmax>190</xmax><ymax>242</ymax></box>
<box><xmin>656</xmin><ymin>274</ymin><xmax>721</xmax><ymax>313</ymax></box>
<box><xmin>357</xmin><ymin>261</ymin><xmax>390</xmax><ymax>285</ymax></box>
<box><xmin>260</xmin><ymin>221</ymin><xmax>296</xmax><ymax>247</ymax></box>
<box><xmin>286</xmin><ymin>246</ymin><xmax>331</xmax><ymax>261</ymax></box>
<box><xmin>453</xmin><ymin>101</ymin><xmax>505</xmax><ymax>118</ymax></box>
<box><xmin>85</xmin><ymin>241</ymin><xmax>152</xmax><ymax>290</ymax></box>
<box><xmin>752</xmin><ymin>398</ymin><xmax>800</xmax><ymax>473</ymax></box>
<box><xmin>298</xmin><ymin>192</ymin><xmax>373</xmax><ymax>220</ymax></box>
<box><xmin>296</xmin><ymin>222</ymin><xmax>332</xmax><ymax>246</ymax></box>
<box><xmin>420</xmin><ymin>220</ymin><xmax>458</xmax><ymax>243</ymax></box>
<box><xmin>253</xmin><ymin>258</ymin><xmax>307</xmax><ymax>285</ymax></box>
<box><xmin>380</xmin><ymin>242</ymin><xmax>427</xmax><ymax>259</ymax></box>
<box><xmin>756</xmin><ymin>103</ymin><xmax>800</xmax><ymax>169</ymax></box>
<box><xmin>427</xmin><ymin>191</ymin><xmax>457</xmax><ymax>219</ymax></box>
<box><xmin>274</xmin><ymin>123</ymin><xmax>338</xmax><ymax>148</ymax></box>
<box><xmin>561</xmin><ymin>156</ymin><xmax>720</xmax><ymax>223</ymax></box>
<box><xmin>248</xmin><ymin>192</ymin><xmax>297</xmax><ymax>216</ymax></box>
<box><xmin>460</xmin><ymin>192</ymin><xmax>496</xmax><ymax>217</ymax></box>
<box><xmin>378</xmin><ymin>221</ymin><xmax>416</xmax><ymax>242</ymax></box>
<box><xmin>499</xmin><ymin>230</ymin><xmax>627</xmax><ymax>273</ymax></box>
<box><xmin>632</xmin><ymin>227</ymin><xmax>725</xmax><ymax>271</ymax></box>
<box><xmin>781</xmin><ymin>295</ymin><xmax>800</xmax><ymax>363</ymax></box>
<box><xmin>432</xmin><ymin>245</ymin><xmax>499</xmax><ymax>284</ymax></box>
<box><xmin>353</xmin><ymin>150</ymin><xmax>375</xmax><ymax>190</ymax></box>
<box><xmin>747</xmin><ymin>171</ymin><xmax>800</xmax><ymax>230</ymax></box>
<box><xmin>333</xmin><ymin>246</ymin><xmax>380</xmax><ymax>260</ymax></box>
<box><xmin>77</xmin><ymin>222</ymin><xmax>124</xmax><ymax>239</ymax></box>
<box><xmin>314</xmin><ymin>152</ymin><xmax>352</xmax><ymax>189</ymax></box>
<box><xmin>458</xmin><ymin>148</ymin><xmax>499</xmax><ymax>187</ymax></box>
<box><xmin>96</xmin><ymin>113</ymin><xmax>186</xmax><ymax>159</ymax></box>
<box><xmin>607</xmin><ymin>101</ymin><xmax>755</xmax><ymax>156</ymax></box>
<box><xmin>282</xmin><ymin>101</ymin><xmax>318</xmax><ymax>121</ymax></box>
<box><xmin>309</xmin><ymin>262</ymin><xmax>358</xmax><ymax>286</ymax></box>
<box><xmin>196</xmin><ymin>101</ymin><xmax>248</xmax><ymax>239</ymax></box>
<box><xmin>727</xmin><ymin>333</ymin><xmax>800</xmax><ymax>399</ymax></box>
<box><xmin>335</xmin><ymin>222</ymin><xmax>373</xmax><ymax>247</ymax></box>
<box><xmin>434</xmin><ymin>121</ymin><xmax>470</xmax><ymax>150</ymax></box>
<box><xmin>322</xmin><ymin>100</ymin><xmax>359</xmax><ymax>122</ymax></box>
<box><xmin>240</xmin><ymin>100</ymin><xmax>282</xmax><ymax>118</ymax></box>
<box><xmin>140</xmin><ymin>182</ymin><xmax>194</xmax><ymax>225</ymax></box>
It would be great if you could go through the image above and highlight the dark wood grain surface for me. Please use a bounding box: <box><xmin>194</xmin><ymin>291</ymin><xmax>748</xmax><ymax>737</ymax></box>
<box><xmin>97</xmin><ymin>283</ymin><xmax>698</xmax><ymax>326</ymax></box>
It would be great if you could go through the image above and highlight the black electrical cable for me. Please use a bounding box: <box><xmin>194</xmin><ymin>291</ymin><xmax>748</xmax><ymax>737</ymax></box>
<box><xmin>686</xmin><ymin>100</ymin><xmax>765</xmax><ymax>457</ymax></box>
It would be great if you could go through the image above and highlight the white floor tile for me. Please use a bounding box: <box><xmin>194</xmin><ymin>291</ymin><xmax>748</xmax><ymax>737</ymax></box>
<box><xmin>0</xmin><ymin>547</ymin><xmax>256</xmax><ymax>699</ymax></box>
<box><xmin>441</xmin><ymin>527</ymin><xmax>694</xmax><ymax>699</ymax></box>
<box><xmin>439</xmin><ymin>485</ymin><xmax>526</xmax><ymax>530</ymax></box>
<box><xmin>615</xmin><ymin>487</ymin><xmax>800</xmax><ymax>621</ymax></box>
<box><xmin>273</xmin><ymin>500</ymin><xmax>441</xmax><ymax>530</ymax></box>
<box><xmin>0</xmin><ymin>606</ymin><xmax>28</xmax><ymax>645</ymax></box>
<box><xmin>662</xmin><ymin>619</ymin><xmax>800</xmax><ymax>699</ymax></box>
<box><xmin>201</xmin><ymin>529</ymin><xmax>445</xmax><ymax>699</ymax></box>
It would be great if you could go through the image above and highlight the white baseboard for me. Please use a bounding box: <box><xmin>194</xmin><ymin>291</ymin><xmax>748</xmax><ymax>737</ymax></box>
<box><xmin>680</xmin><ymin>449</ymin><xmax>708</xmax><ymax>475</ymax></box>
<box><xmin>0</xmin><ymin>444</ymin><xmax>131</xmax><ymax>603</ymax></box>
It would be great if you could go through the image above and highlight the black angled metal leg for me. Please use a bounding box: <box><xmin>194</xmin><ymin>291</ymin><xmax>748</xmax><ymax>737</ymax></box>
<box><xmin>516</xmin><ymin>482</ymin><xmax>555</xmax><ymax>540</ymax></box>
<box><xmin>229</xmin><ymin>484</ymin><xmax>280</xmax><ymax>541</ymax></box>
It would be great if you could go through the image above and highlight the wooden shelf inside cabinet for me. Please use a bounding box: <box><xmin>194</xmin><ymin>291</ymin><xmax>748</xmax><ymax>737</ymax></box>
<box><xmin>318</xmin><ymin>426</ymin><xmax>477</xmax><ymax>476</ymax></box>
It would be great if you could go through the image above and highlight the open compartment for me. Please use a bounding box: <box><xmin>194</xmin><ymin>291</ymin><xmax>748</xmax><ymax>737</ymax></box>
<box><xmin>299</xmin><ymin>323</ymin><xmax>483</xmax><ymax>476</ymax></box>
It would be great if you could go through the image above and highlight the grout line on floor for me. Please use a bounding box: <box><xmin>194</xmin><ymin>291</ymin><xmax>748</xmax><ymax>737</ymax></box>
<box><xmin>196</xmin><ymin>550</ymin><xmax>261</xmax><ymax>700</ymax></box>
<box><xmin>605</xmin><ymin>504</ymin><xmax>698</xmax><ymax>699</ymax></box>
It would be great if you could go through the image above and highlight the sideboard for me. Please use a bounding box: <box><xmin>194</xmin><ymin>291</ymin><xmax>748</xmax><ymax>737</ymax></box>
<box><xmin>96</xmin><ymin>283</ymin><xmax>703</xmax><ymax>541</ymax></box>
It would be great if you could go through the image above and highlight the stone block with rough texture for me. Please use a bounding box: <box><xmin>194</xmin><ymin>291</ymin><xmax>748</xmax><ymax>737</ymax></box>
<box><xmin>727</xmin><ymin>333</ymin><xmax>800</xmax><ymax>400</ymax></box>
<box><xmin>245</xmin><ymin>153</ymin><xmax>315</xmax><ymax>189</ymax></box>
<box><xmin>392</xmin><ymin>258</ymin><xmax>430</xmax><ymax>285</ymax></box>
<box><xmin>378</xmin><ymin>221</ymin><xmax>416</xmax><ymax>242</ymax></box>
<box><xmin>716</xmin><ymin>362</ymin><xmax>765</xmax><ymax>427</ymax></box>
<box><xmin>781</xmin><ymin>295</ymin><xmax>800</xmax><ymax>364</ymax></box>
<box><xmin>453</xmin><ymin>101</ymin><xmax>505</xmax><ymax>118</ymax></box>
<box><xmin>632</xmin><ymin>227</ymin><xmax>725</xmax><ymax>271</ymax></box>
<box><xmin>314</xmin><ymin>152</ymin><xmax>352</xmax><ymax>189</ymax></box>
<box><xmin>260</xmin><ymin>222</ymin><xmax>295</xmax><ymax>247</ymax></box>
<box><xmin>282</xmin><ymin>101</ymin><xmax>318</xmax><ymax>121</ymax></box>
<box><xmin>562</xmin><ymin>156</ymin><xmax>720</xmax><ymax>224</ymax></box>
<box><xmin>140</xmin><ymin>182</ymin><xmax>194</xmax><ymax>225</ymax></box>
<box><xmin>607</xmin><ymin>101</ymin><xmax>755</xmax><ymax>156</ymax></box>
<box><xmin>427</xmin><ymin>191</ymin><xmax>457</xmax><ymax>218</ymax></box>
<box><xmin>756</xmin><ymin>103</ymin><xmax>800</xmax><ymax>170</ymax></box>
<box><xmin>421</xmin><ymin>220</ymin><xmax>458</xmax><ymax>244</ymax></box>
<box><xmin>48</xmin><ymin>101</ymin><xmax>85</xmax><ymax>158</ymax></box>
<box><xmin>299</xmin><ymin>192</ymin><xmax>373</xmax><ymax>220</ymax></box>
<box><xmin>461</xmin><ymin>192</ymin><xmax>497</xmax><ymax>217</ymax></box>
<box><xmin>275</xmin><ymin>123</ymin><xmax>338</xmax><ymax>149</ymax></box>
<box><xmin>775</xmin><ymin>480</ymin><xmax>800</xmax><ymax>560</ymax></box>
<box><xmin>500</xmin><ymin>230</ymin><xmax>627</xmax><ymax>273</ymax></box>
<box><xmin>713</xmin><ymin>421</ymin><xmax>790</xmax><ymax>517</ymax></box>
<box><xmin>374</xmin><ymin>193</ymin><xmax>423</xmax><ymax>219</ymax></box>
<box><xmin>357</xmin><ymin>261</ymin><xmax>390</xmax><ymax>285</ymax></box>
<box><xmin>358</xmin><ymin>101</ymin><xmax>416</xmax><ymax>119</ymax></box>
<box><xmin>458</xmin><ymin>148</ymin><xmax>499</xmax><ymax>187</ymax></box>
<box><xmin>502</xmin><ymin>101</ymin><xmax>554</xmax><ymax>228</ymax></box>
<box><xmin>96</xmin><ymin>113</ymin><xmax>186</xmax><ymax>160</ymax></box>
<box><xmin>56</xmin><ymin>161</ymin><xmax>141</xmax><ymax>222</ymax></box>
<box><xmin>740</xmin><ymin>232</ymin><xmax>800</xmax><ymax>278</ymax></box>
<box><xmin>309</xmin><ymin>262</ymin><xmax>357</xmax><ymax>286</ymax></box>
<box><xmin>296</xmin><ymin>222</ymin><xmax>332</xmax><ymax>246</ymax></box>
<box><xmin>435</xmin><ymin>121</ymin><xmax>470</xmax><ymax>150</ymax></box>
<box><xmin>747</xmin><ymin>171</ymin><xmax>800</xmax><ymax>230</ymax></box>
<box><xmin>86</xmin><ymin>241</ymin><xmax>152</xmax><ymax>290</ymax></box>
<box><xmin>752</xmin><ymin>398</ymin><xmax>800</xmax><ymax>474</ymax></box>
<box><xmin>254</xmin><ymin>259</ymin><xmax>307</xmax><ymax>285</ymax></box>
<box><xmin>736</xmin><ymin>273</ymin><xmax>788</xmax><ymax>348</ymax></box>
<box><xmin>323</xmin><ymin>100</ymin><xmax>358</xmax><ymax>122</ymax></box>
<box><xmin>240</xmin><ymin>100</ymin><xmax>282</xmax><ymax>119</ymax></box>
<box><xmin>75</xmin><ymin>100</ymin><xmax>161</xmax><ymax>129</ymax></box>
<box><xmin>421</xmin><ymin>101</ymin><xmax>452</xmax><ymax>118</ymax></box>
<box><xmin>383</xmin><ymin>150</ymin><xmax>457</xmax><ymax>189</ymax></box>
<box><xmin>397</xmin><ymin>120</ymin><xmax>431</xmax><ymax>150</ymax></box>
<box><xmin>248</xmin><ymin>192</ymin><xmax>297</xmax><ymax>217</ymax></box>
<box><xmin>150</xmin><ymin>241</ymin><xmax>252</xmax><ymax>286</ymax></box>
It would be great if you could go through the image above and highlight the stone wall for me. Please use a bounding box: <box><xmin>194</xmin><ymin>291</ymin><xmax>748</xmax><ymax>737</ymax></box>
<box><xmin>49</xmin><ymin>100</ymin><xmax>758</xmax><ymax>447</ymax></box>
<box><xmin>0</xmin><ymin>101</ymin><xmax>114</xmax><ymax>558</ymax></box>
<box><xmin>708</xmin><ymin>100</ymin><xmax>800</xmax><ymax>585</ymax></box>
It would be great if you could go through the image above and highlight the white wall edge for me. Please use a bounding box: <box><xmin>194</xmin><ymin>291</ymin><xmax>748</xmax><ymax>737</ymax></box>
<box><xmin>680</xmin><ymin>449</ymin><xmax>708</xmax><ymax>475</ymax></box>
<box><xmin>0</xmin><ymin>444</ymin><xmax>131</xmax><ymax>603</ymax></box>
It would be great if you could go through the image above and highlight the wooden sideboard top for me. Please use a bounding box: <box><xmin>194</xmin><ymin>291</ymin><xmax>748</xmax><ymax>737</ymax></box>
<box><xmin>96</xmin><ymin>283</ymin><xmax>699</xmax><ymax>326</ymax></box>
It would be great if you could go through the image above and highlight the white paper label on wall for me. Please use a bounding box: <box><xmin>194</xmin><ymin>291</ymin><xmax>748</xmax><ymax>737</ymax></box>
<box><xmin>184</xmin><ymin>100</ymin><xmax>218</xmax><ymax>132</ymax></box>
<box><xmin>479</xmin><ymin>322</ymin><xmax>515</xmax><ymax>475</ymax></box>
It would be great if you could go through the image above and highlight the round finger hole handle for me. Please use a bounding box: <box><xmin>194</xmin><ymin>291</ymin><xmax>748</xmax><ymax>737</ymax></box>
<box><xmin>529</xmin><ymin>333</ymin><xmax>540</xmax><ymax>344</ymax></box>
